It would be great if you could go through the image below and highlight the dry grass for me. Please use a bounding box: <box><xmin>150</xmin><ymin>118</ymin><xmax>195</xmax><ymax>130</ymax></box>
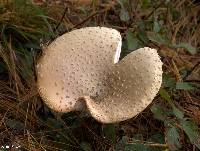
<box><xmin>0</xmin><ymin>0</ymin><xmax>199</xmax><ymax>150</ymax></box>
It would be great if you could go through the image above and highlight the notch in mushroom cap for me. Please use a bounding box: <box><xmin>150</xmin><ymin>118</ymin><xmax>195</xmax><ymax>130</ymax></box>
<box><xmin>36</xmin><ymin>27</ymin><xmax>162</xmax><ymax>123</ymax></box>
<box><xmin>36</xmin><ymin>27</ymin><xmax>122</xmax><ymax>113</ymax></box>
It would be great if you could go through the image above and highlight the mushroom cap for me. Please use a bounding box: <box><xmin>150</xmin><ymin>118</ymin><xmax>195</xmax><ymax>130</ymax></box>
<box><xmin>37</xmin><ymin>27</ymin><xmax>162</xmax><ymax>123</ymax></box>
<box><xmin>84</xmin><ymin>47</ymin><xmax>163</xmax><ymax>123</ymax></box>
<box><xmin>36</xmin><ymin>27</ymin><xmax>122</xmax><ymax>112</ymax></box>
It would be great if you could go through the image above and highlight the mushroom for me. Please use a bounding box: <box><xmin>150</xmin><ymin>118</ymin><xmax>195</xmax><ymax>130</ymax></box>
<box><xmin>36</xmin><ymin>27</ymin><xmax>162</xmax><ymax>123</ymax></box>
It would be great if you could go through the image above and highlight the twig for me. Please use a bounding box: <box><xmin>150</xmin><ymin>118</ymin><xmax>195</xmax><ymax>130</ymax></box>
<box><xmin>127</xmin><ymin>142</ymin><xmax>167</xmax><ymax>148</ymax></box>
<box><xmin>145</xmin><ymin>143</ymin><xmax>168</xmax><ymax>148</ymax></box>
<box><xmin>72</xmin><ymin>10</ymin><xmax>105</xmax><ymax>28</ymax></box>
<box><xmin>31</xmin><ymin>49</ymin><xmax>37</xmax><ymax>82</ymax></box>
<box><xmin>54</xmin><ymin>5</ymin><xmax>68</xmax><ymax>32</ymax></box>
<box><xmin>183</xmin><ymin>61</ymin><xmax>200</xmax><ymax>81</ymax></box>
<box><xmin>185</xmin><ymin>80</ymin><xmax>200</xmax><ymax>83</ymax></box>
<box><xmin>72</xmin><ymin>1</ymin><xmax>115</xmax><ymax>29</ymax></box>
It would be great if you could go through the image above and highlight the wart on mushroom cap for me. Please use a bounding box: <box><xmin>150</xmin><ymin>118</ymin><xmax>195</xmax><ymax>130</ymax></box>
<box><xmin>36</xmin><ymin>27</ymin><xmax>163</xmax><ymax>123</ymax></box>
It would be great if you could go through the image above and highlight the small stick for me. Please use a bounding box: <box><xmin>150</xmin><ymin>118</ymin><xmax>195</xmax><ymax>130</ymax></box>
<box><xmin>183</xmin><ymin>61</ymin><xmax>200</xmax><ymax>81</ymax></box>
<box><xmin>54</xmin><ymin>5</ymin><xmax>68</xmax><ymax>32</ymax></box>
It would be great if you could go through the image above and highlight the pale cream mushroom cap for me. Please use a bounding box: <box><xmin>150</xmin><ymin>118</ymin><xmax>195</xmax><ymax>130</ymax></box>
<box><xmin>37</xmin><ymin>27</ymin><xmax>162</xmax><ymax>123</ymax></box>
<box><xmin>36</xmin><ymin>27</ymin><xmax>122</xmax><ymax>112</ymax></box>
<box><xmin>84</xmin><ymin>47</ymin><xmax>163</xmax><ymax>123</ymax></box>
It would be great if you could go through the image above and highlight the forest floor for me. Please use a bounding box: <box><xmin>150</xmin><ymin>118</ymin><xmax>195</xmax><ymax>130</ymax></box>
<box><xmin>0</xmin><ymin>0</ymin><xmax>200</xmax><ymax>150</ymax></box>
